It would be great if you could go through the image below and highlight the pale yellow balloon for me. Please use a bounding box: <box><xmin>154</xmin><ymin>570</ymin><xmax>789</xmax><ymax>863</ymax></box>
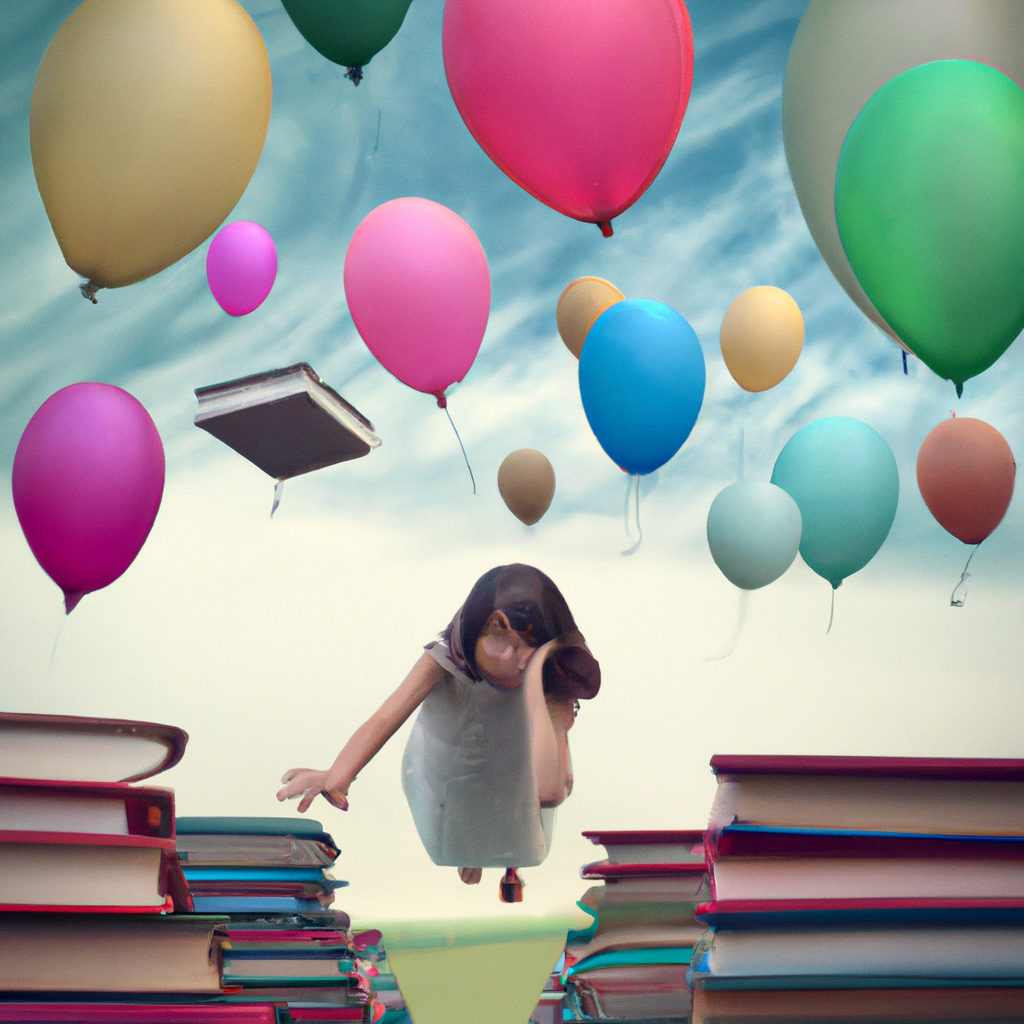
<box><xmin>556</xmin><ymin>276</ymin><xmax>624</xmax><ymax>358</ymax></box>
<box><xmin>720</xmin><ymin>286</ymin><xmax>805</xmax><ymax>393</ymax></box>
<box><xmin>30</xmin><ymin>0</ymin><xmax>272</xmax><ymax>293</ymax></box>
<box><xmin>497</xmin><ymin>449</ymin><xmax>556</xmax><ymax>525</ymax></box>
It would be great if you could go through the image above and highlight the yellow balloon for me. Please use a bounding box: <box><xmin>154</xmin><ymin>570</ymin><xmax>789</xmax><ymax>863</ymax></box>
<box><xmin>30</xmin><ymin>0</ymin><xmax>272</xmax><ymax>295</ymax></box>
<box><xmin>497</xmin><ymin>449</ymin><xmax>556</xmax><ymax>525</ymax></box>
<box><xmin>556</xmin><ymin>276</ymin><xmax>624</xmax><ymax>358</ymax></box>
<box><xmin>720</xmin><ymin>286</ymin><xmax>805</xmax><ymax>392</ymax></box>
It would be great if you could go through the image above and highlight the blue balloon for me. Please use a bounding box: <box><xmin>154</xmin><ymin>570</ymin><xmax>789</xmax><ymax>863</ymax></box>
<box><xmin>771</xmin><ymin>417</ymin><xmax>899</xmax><ymax>589</ymax></box>
<box><xmin>578</xmin><ymin>299</ymin><xmax>705</xmax><ymax>474</ymax></box>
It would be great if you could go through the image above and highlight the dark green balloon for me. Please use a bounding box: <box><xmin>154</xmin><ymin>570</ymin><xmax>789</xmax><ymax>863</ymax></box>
<box><xmin>280</xmin><ymin>0</ymin><xmax>413</xmax><ymax>78</ymax></box>
<box><xmin>836</xmin><ymin>60</ymin><xmax>1024</xmax><ymax>395</ymax></box>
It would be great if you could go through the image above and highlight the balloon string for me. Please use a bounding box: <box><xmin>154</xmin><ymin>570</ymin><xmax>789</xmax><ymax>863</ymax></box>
<box><xmin>271</xmin><ymin>478</ymin><xmax>285</xmax><ymax>518</ymax></box>
<box><xmin>622</xmin><ymin>473</ymin><xmax>642</xmax><ymax>556</ymax></box>
<box><xmin>47</xmin><ymin>606</ymin><xmax>65</xmax><ymax>680</ymax></box>
<box><xmin>705</xmin><ymin>589</ymin><xmax>749</xmax><ymax>662</ymax></box>
<box><xmin>826</xmin><ymin>586</ymin><xmax>836</xmax><ymax>634</ymax></box>
<box><xmin>950</xmin><ymin>544</ymin><xmax>979</xmax><ymax>607</ymax></box>
<box><xmin>442</xmin><ymin>403</ymin><xmax>477</xmax><ymax>495</ymax></box>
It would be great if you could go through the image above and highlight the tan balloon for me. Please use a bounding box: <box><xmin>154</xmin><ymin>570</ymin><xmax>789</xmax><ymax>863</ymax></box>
<box><xmin>30</xmin><ymin>0</ymin><xmax>272</xmax><ymax>295</ymax></box>
<box><xmin>497</xmin><ymin>449</ymin><xmax>556</xmax><ymax>525</ymax></box>
<box><xmin>720</xmin><ymin>286</ymin><xmax>805</xmax><ymax>392</ymax></box>
<box><xmin>556</xmin><ymin>277</ymin><xmax>624</xmax><ymax>358</ymax></box>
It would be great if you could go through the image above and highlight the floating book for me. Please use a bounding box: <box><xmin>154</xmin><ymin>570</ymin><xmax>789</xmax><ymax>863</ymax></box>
<box><xmin>194</xmin><ymin>363</ymin><xmax>381</xmax><ymax>481</ymax></box>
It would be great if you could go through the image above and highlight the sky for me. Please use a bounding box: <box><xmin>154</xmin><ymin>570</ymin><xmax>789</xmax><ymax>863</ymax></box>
<box><xmin>1</xmin><ymin>0</ymin><xmax>1022</xmax><ymax>924</ymax></box>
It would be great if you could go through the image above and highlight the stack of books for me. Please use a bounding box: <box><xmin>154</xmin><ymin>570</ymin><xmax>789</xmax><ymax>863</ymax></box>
<box><xmin>689</xmin><ymin>754</ymin><xmax>1024</xmax><ymax>1023</ymax></box>
<box><xmin>176</xmin><ymin>817</ymin><xmax>370</xmax><ymax>1022</ymax></box>
<box><xmin>562</xmin><ymin>830</ymin><xmax>709</xmax><ymax>1022</ymax></box>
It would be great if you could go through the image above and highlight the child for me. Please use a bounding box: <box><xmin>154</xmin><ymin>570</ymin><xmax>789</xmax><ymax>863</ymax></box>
<box><xmin>277</xmin><ymin>563</ymin><xmax>600</xmax><ymax>901</ymax></box>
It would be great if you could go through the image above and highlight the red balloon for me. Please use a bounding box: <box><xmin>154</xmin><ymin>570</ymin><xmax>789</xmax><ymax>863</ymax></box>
<box><xmin>443</xmin><ymin>0</ymin><xmax>693</xmax><ymax>236</ymax></box>
<box><xmin>916</xmin><ymin>417</ymin><xmax>1016</xmax><ymax>545</ymax></box>
<box><xmin>12</xmin><ymin>383</ymin><xmax>165</xmax><ymax>613</ymax></box>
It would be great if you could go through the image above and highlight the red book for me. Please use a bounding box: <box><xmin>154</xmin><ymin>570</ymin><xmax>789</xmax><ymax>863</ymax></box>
<box><xmin>581</xmin><ymin>860</ymin><xmax>707</xmax><ymax>880</ymax></box>
<box><xmin>710</xmin><ymin>754</ymin><xmax>1024</xmax><ymax>781</ymax></box>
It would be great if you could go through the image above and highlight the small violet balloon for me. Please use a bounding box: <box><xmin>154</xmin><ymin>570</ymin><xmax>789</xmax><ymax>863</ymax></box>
<box><xmin>579</xmin><ymin>298</ymin><xmax>705</xmax><ymax>475</ymax></box>
<box><xmin>707</xmin><ymin>481</ymin><xmax>802</xmax><ymax>590</ymax></box>
<box><xmin>12</xmin><ymin>383</ymin><xmax>165</xmax><ymax>613</ymax></box>
<box><xmin>771</xmin><ymin>417</ymin><xmax>899</xmax><ymax>589</ymax></box>
<box><xmin>206</xmin><ymin>221</ymin><xmax>277</xmax><ymax>316</ymax></box>
<box><xmin>344</xmin><ymin>197</ymin><xmax>490</xmax><ymax>404</ymax></box>
<box><xmin>443</xmin><ymin>0</ymin><xmax>693</xmax><ymax>236</ymax></box>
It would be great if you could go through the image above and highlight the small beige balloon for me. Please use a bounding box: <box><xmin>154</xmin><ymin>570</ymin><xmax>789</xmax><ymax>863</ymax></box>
<box><xmin>30</xmin><ymin>0</ymin><xmax>272</xmax><ymax>297</ymax></box>
<box><xmin>497</xmin><ymin>449</ymin><xmax>556</xmax><ymax>525</ymax></box>
<box><xmin>556</xmin><ymin>277</ymin><xmax>624</xmax><ymax>358</ymax></box>
<box><xmin>720</xmin><ymin>286</ymin><xmax>805</xmax><ymax>392</ymax></box>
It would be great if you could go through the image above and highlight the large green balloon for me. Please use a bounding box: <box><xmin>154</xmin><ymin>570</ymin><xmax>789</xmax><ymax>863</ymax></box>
<box><xmin>280</xmin><ymin>0</ymin><xmax>413</xmax><ymax>82</ymax></box>
<box><xmin>836</xmin><ymin>60</ymin><xmax>1024</xmax><ymax>395</ymax></box>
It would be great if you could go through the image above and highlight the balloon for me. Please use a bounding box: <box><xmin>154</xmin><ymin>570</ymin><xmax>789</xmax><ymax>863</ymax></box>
<box><xmin>443</xmin><ymin>0</ymin><xmax>693</xmax><ymax>235</ymax></box>
<box><xmin>497</xmin><ymin>450</ymin><xmax>556</xmax><ymax>525</ymax></box>
<box><xmin>30</xmin><ymin>0</ymin><xmax>271</xmax><ymax>297</ymax></box>
<box><xmin>556</xmin><ymin>277</ymin><xmax>624</xmax><ymax>359</ymax></box>
<box><xmin>707</xmin><ymin>482</ymin><xmax>802</xmax><ymax>590</ymax></box>
<box><xmin>720</xmin><ymin>286</ymin><xmax>804</xmax><ymax>392</ymax></box>
<box><xmin>783</xmin><ymin>0</ymin><xmax>1024</xmax><ymax>351</ymax></box>
<box><xmin>280</xmin><ymin>0</ymin><xmax>413</xmax><ymax>84</ymax></box>
<box><xmin>344</xmin><ymin>198</ymin><xmax>490</xmax><ymax>401</ymax></box>
<box><xmin>206</xmin><ymin>221</ymin><xmax>277</xmax><ymax>316</ymax></box>
<box><xmin>12</xmin><ymin>384</ymin><xmax>165</xmax><ymax>613</ymax></box>
<box><xmin>917</xmin><ymin>418</ymin><xmax>1016</xmax><ymax>545</ymax></box>
<box><xmin>771</xmin><ymin>417</ymin><xmax>899</xmax><ymax>589</ymax></box>
<box><xmin>578</xmin><ymin>299</ymin><xmax>705</xmax><ymax>475</ymax></box>
<box><xmin>836</xmin><ymin>61</ymin><xmax>1024</xmax><ymax>395</ymax></box>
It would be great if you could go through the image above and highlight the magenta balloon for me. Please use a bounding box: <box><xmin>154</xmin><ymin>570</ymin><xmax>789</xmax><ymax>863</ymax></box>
<box><xmin>12</xmin><ymin>383</ymin><xmax>165</xmax><ymax>613</ymax></box>
<box><xmin>206</xmin><ymin>221</ymin><xmax>278</xmax><ymax>316</ymax></box>
<box><xmin>343</xmin><ymin>197</ymin><xmax>491</xmax><ymax>396</ymax></box>
<box><xmin>443</xmin><ymin>0</ymin><xmax>694</xmax><ymax>234</ymax></box>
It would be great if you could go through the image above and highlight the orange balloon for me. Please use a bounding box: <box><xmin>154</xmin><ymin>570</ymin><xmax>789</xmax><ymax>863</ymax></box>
<box><xmin>556</xmin><ymin>277</ymin><xmax>624</xmax><ymax>358</ymax></box>
<box><xmin>497</xmin><ymin>449</ymin><xmax>555</xmax><ymax>525</ymax></box>
<box><xmin>720</xmin><ymin>286</ymin><xmax>804</xmax><ymax>392</ymax></box>
<box><xmin>916</xmin><ymin>417</ymin><xmax>1016</xmax><ymax>544</ymax></box>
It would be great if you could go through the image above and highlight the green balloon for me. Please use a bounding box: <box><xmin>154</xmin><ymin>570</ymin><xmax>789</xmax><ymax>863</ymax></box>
<box><xmin>280</xmin><ymin>0</ymin><xmax>413</xmax><ymax>80</ymax></box>
<box><xmin>836</xmin><ymin>60</ymin><xmax>1024</xmax><ymax>394</ymax></box>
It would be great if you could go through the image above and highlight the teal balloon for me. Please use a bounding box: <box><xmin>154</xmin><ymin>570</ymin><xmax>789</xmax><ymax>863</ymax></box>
<box><xmin>280</xmin><ymin>0</ymin><xmax>413</xmax><ymax>76</ymax></box>
<box><xmin>771</xmin><ymin>417</ymin><xmax>899</xmax><ymax>589</ymax></box>
<box><xmin>706</xmin><ymin>481</ymin><xmax>802</xmax><ymax>590</ymax></box>
<box><xmin>836</xmin><ymin>60</ymin><xmax>1024</xmax><ymax>395</ymax></box>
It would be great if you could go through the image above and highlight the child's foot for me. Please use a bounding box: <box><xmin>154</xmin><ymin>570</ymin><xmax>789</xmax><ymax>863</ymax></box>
<box><xmin>499</xmin><ymin>867</ymin><xmax>524</xmax><ymax>903</ymax></box>
<box><xmin>458</xmin><ymin>867</ymin><xmax>482</xmax><ymax>885</ymax></box>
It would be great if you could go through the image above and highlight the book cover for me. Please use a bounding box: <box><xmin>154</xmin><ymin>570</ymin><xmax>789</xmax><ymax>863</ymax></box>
<box><xmin>581</xmin><ymin>859</ymin><xmax>707</xmax><ymax>880</ymax></box>
<box><xmin>711</xmin><ymin>754</ymin><xmax>1024</xmax><ymax>781</ymax></box>
<box><xmin>582</xmin><ymin>829</ymin><xmax>705</xmax><ymax>866</ymax></box>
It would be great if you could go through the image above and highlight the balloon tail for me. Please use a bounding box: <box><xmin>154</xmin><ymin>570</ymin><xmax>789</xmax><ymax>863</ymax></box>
<box><xmin>79</xmin><ymin>280</ymin><xmax>101</xmax><ymax>303</ymax></box>
<box><xmin>950</xmin><ymin>544</ymin><xmax>979</xmax><ymax>607</ymax></box>
<box><xmin>345</xmin><ymin>65</ymin><xmax>364</xmax><ymax>86</ymax></box>
<box><xmin>271</xmin><ymin>478</ymin><xmax>285</xmax><ymax>518</ymax></box>
<box><xmin>437</xmin><ymin>396</ymin><xmax>476</xmax><ymax>495</ymax></box>
<box><xmin>902</xmin><ymin>350</ymin><xmax>908</xmax><ymax>375</ymax></box>
<box><xmin>826</xmin><ymin>586</ymin><xmax>836</xmax><ymax>634</ymax></box>
<box><xmin>63</xmin><ymin>589</ymin><xmax>85</xmax><ymax>614</ymax></box>
<box><xmin>955</xmin><ymin>380</ymin><xmax>964</xmax><ymax>399</ymax></box>
<box><xmin>705</xmin><ymin>589</ymin><xmax>749</xmax><ymax>662</ymax></box>
<box><xmin>596</xmin><ymin>221</ymin><xmax>614</xmax><ymax>238</ymax></box>
<box><xmin>621</xmin><ymin>473</ymin><xmax>642</xmax><ymax>555</ymax></box>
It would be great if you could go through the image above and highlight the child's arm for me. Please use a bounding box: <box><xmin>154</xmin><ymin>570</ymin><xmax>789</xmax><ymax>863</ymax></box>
<box><xmin>277</xmin><ymin>651</ymin><xmax>444</xmax><ymax>813</ymax></box>
<box><xmin>524</xmin><ymin>640</ymin><xmax>575</xmax><ymax>807</ymax></box>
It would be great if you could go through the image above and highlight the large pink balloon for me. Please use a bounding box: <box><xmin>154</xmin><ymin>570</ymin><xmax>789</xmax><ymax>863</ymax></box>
<box><xmin>206</xmin><ymin>221</ymin><xmax>278</xmax><ymax>316</ymax></box>
<box><xmin>12</xmin><ymin>383</ymin><xmax>165</xmax><ymax>613</ymax></box>
<box><xmin>443</xmin><ymin>0</ymin><xmax>694</xmax><ymax>236</ymax></box>
<box><xmin>343</xmin><ymin>197</ymin><xmax>490</xmax><ymax>400</ymax></box>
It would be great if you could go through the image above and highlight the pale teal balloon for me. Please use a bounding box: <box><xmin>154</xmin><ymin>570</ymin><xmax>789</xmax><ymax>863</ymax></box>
<box><xmin>771</xmin><ymin>417</ymin><xmax>899</xmax><ymax>589</ymax></box>
<box><xmin>706</xmin><ymin>481</ymin><xmax>803</xmax><ymax>590</ymax></box>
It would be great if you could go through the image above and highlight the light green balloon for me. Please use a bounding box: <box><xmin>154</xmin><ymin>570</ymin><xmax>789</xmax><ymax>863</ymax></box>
<box><xmin>836</xmin><ymin>60</ymin><xmax>1024</xmax><ymax>394</ymax></box>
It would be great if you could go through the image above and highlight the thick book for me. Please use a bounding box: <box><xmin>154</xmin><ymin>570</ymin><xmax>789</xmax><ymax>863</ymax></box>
<box><xmin>194</xmin><ymin>363</ymin><xmax>381</xmax><ymax>480</ymax></box>
<box><xmin>0</xmin><ymin>712</ymin><xmax>187</xmax><ymax>783</ymax></box>
<box><xmin>564</xmin><ymin>961</ymin><xmax>692</xmax><ymax>1021</ymax></box>
<box><xmin>582</xmin><ymin>829</ymin><xmax>706</xmax><ymax>866</ymax></box>
<box><xmin>709</xmin><ymin>753</ymin><xmax>1024</xmax><ymax>835</ymax></box>
<box><xmin>177</xmin><ymin>832</ymin><xmax>339</xmax><ymax>868</ymax></box>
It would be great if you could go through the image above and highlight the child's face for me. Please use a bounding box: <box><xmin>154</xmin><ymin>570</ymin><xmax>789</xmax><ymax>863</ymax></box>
<box><xmin>475</xmin><ymin>610</ymin><xmax>539</xmax><ymax>688</ymax></box>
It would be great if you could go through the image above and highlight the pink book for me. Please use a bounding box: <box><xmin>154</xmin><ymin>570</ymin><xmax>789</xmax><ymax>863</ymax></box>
<box><xmin>711</xmin><ymin>753</ymin><xmax>1024</xmax><ymax>781</ymax></box>
<box><xmin>0</xmin><ymin>1006</ymin><xmax>274</xmax><ymax>1023</ymax></box>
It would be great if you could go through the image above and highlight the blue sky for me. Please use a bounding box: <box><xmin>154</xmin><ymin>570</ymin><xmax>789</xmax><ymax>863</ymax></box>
<box><xmin>1</xmin><ymin>0</ymin><xmax>1022</xmax><ymax>920</ymax></box>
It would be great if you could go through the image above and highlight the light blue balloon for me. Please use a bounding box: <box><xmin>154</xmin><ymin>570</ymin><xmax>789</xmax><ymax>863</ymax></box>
<box><xmin>578</xmin><ymin>298</ymin><xmax>705</xmax><ymax>475</ymax></box>
<box><xmin>771</xmin><ymin>417</ymin><xmax>899</xmax><ymax>589</ymax></box>
<box><xmin>707</xmin><ymin>481</ymin><xmax>803</xmax><ymax>590</ymax></box>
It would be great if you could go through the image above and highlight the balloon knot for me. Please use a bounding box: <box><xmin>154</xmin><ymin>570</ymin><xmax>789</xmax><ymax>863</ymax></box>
<box><xmin>432</xmin><ymin>390</ymin><xmax>448</xmax><ymax>409</ymax></box>
<box><xmin>955</xmin><ymin>381</ymin><xmax>964</xmax><ymax>399</ymax></box>
<box><xmin>64</xmin><ymin>590</ymin><xmax>85</xmax><ymax>614</ymax></box>
<box><xmin>345</xmin><ymin>65</ymin><xmax>364</xmax><ymax>86</ymax></box>
<box><xmin>79</xmin><ymin>280</ymin><xmax>101</xmax><ymax>303</ymax></box>
<box><xmin>597</xmin><ymin>221</ymin><xmax>614</xmax><ymax>238</ymax></box>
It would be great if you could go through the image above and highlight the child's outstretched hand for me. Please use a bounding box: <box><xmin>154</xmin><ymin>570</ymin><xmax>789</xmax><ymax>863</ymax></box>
<box><xmin>277</xmin><ymin>768</ymin><xmax>349</xmax><ymax>813</ymax></box>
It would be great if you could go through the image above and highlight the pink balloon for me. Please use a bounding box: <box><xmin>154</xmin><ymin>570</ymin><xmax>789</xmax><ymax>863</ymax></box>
<box><xmin>206</xmin><ymin>221</ymin><xmax>278</xmax><ymax>316</ymax></box>
<box><xmin>344</xmin><ymin>197</ymin><xmax>490</xmax><ymax>399</ymax></box>
<box><xmin>443</xmin><ymin>0</ymin><xmax>694</xmax><ymax>235</ymax></box>
<box><xmin>12</xmin><ymin>383</ymin><xmax>165</xmax><ymax>613</ymax></box>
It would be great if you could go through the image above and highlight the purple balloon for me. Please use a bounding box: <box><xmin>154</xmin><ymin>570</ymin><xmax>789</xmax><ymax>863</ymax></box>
<box><xmin>206</xmin><ymin>221</ymin><xmax>278</xmax><ymax>316</ymax></box>
<box><xmin>12</xmin><ymin>383</ymin><xmax>165</xmax><ymax>613</ymax></box>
